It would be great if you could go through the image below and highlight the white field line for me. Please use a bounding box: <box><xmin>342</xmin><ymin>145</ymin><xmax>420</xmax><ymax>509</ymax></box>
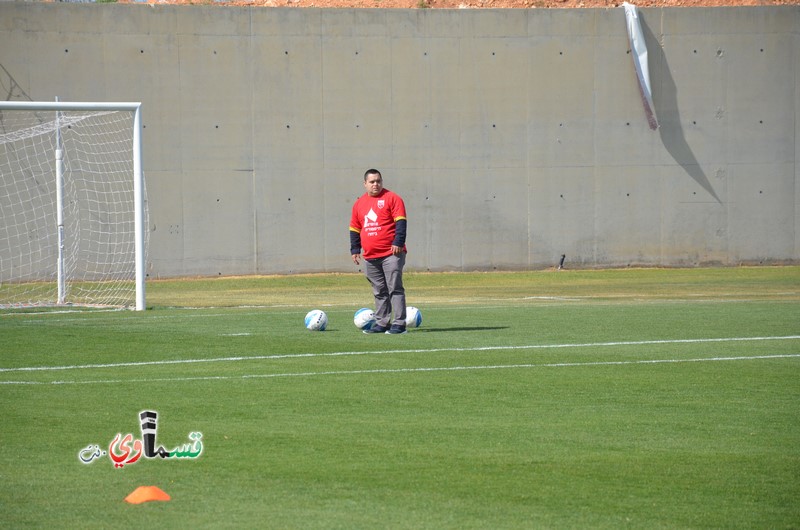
<box><xmin>1</xmin><ymin>353</ymin><xmax>798</xmax><ymax>386</ymax></box>
<box><xmin>1</xmin><ymin>335</ymin><xmax>799</xmax><ymax>374</ymax></box>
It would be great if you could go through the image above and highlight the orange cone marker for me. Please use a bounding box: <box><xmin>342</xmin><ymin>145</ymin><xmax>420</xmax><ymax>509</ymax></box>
<box><xmin>124</xmin><ymin>486</ymin><xmax>171</xmax><ymax>504</ymax></box>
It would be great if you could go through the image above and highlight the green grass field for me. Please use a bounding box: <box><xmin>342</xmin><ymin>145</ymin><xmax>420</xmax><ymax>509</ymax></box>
<box><xmin>2</xmin><ymin>267</ymin><xmax>799</xmax><ymax>528</ymax></box>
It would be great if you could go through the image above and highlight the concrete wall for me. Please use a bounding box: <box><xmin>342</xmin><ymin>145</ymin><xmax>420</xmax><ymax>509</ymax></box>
<box><xmin>1</xmin><ymin>4</ymin><xmax>797</xmax><ymax>276</ymax></box>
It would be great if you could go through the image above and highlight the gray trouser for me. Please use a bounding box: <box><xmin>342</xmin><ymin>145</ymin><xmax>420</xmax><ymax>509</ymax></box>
<box><xmin>364</xmin><ymin>253</ymin><xmax>406</xmax><ymax>327</ymax></box>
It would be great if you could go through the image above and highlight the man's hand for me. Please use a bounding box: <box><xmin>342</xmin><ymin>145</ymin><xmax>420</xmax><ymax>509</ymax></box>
<box><xmin>352</xmin><ymin>253</ymin><xmax>361</xmax><ymax>265</ymax></box>
<box><xmin>391</xmin><ymin>245</ymin><xmax>403</xmax><ymax>256</ymax></box>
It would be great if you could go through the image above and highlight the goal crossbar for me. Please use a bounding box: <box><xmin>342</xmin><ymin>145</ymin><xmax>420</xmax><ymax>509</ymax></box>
<box><xmin>0</xmin><ymin>101</ymin><xmax>146</xmax><ymax>310</ymax></box>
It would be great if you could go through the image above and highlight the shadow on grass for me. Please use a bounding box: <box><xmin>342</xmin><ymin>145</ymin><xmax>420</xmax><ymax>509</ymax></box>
<box><xmin>414</xmin><ymin>326</ymin><xmax>509</xmax><ymax>332</ymax></box>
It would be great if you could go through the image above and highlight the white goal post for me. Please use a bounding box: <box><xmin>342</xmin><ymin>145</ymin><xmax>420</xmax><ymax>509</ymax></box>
<box><xmin>0</xmin><ymin>101</ymin><xmax>146</xmax><ymax>310</ymax></box>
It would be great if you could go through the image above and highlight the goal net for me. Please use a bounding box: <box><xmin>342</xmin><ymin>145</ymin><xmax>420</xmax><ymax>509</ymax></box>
<box><xmin>0</xmin><ymin>101</ymin><xmax>147</xmax><ymax>310</ymax></box>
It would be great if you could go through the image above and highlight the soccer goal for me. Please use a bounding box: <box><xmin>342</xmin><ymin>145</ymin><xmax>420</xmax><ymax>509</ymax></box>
<box><xmin>0</xmin><ymin>101</ymin><xmax>146</xmax><ymax>310</ymax></box>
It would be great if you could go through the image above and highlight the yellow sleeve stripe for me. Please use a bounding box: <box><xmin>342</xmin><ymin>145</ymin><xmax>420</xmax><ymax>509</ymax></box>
<box><xmin>394</xmin><ymin>216</ymin><xmax>407</xmax><ymax>222</ymax></box>
<box><xmin>349</xmin><ymin>226</ymin><xmax>361</xmax><ymax>233</ymax></box>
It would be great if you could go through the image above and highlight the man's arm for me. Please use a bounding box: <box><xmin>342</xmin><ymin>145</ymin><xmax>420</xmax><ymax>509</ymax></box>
<box><xmin>350</xmin><ymin>229</ymin><xmax>362</xmax><ymax>264</ymax></box>
<box><xmin>391</xmin><ymin>218</ymin><xmax>406</xmax><ymax>256</ymax></box>
<box><xmin>392</xmin><ymin>219</ymin><xmax>406</xmax><ymax>247</ymax></box>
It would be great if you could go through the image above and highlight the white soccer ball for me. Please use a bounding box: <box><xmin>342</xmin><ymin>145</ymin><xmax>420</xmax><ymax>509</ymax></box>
<box><xmin>353</xmin><ymin>307</ymin><xmax>376</xmax><ymax>331</ymax></box>
<box><xmin>304</xmin><ymin>309</ymin><xmax>328</xmax><ymax>331</ymax></box>
<box><xmin>405</xmin><ymin>306</ymin><xmax>422</xmax><ymax>328</ymax></box>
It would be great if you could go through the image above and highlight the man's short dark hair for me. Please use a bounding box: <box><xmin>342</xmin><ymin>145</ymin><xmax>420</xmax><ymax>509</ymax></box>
<box><xmin>364</xmin><ymin>168</ymin><xmax>382</xmax><ymax>181</ymax></box>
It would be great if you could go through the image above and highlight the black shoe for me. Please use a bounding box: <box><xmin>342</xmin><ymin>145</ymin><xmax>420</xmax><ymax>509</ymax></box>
<box><xmin>385</xmin><ymin>324</ymin><xmax>407</xmax><ymax>334</ymax></box>
<box><xmin>363</xmin><ymin>324</ymin><xmax>388</xmax><ymax>334</ymax></box>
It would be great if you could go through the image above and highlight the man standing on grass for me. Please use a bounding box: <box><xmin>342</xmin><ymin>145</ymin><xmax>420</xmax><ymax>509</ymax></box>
<box><xmin>349</xmin><ymin>169</ymin><xmax>408</xmax><ymax>334</ymax></box>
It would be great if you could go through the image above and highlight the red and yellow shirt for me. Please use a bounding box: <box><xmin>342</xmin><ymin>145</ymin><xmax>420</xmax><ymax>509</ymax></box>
<box><xmin>349</xmin><ymin>189</ymin><xmax>407</xmax><ymax>259</ymax></box>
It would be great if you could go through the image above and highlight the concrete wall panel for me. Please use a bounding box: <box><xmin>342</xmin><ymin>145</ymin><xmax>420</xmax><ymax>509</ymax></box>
<box><xmin>593</xmin><ymin>165</ymin><xmax>663</xmax><ymax>266</ymax></box>
<box><xmin>256</xmin><ymin>167</ymin><xmax>328</xmax><ymax>274</ymax></box>
<box><xmin>658</xmin><ymin>164</ymin><xmax>729</xmax><ymax>266</ymax></box>
<box><xmin>529</xmin><ymin>166</ymin><xmax>597</xmax><ymax>268</ymax></box>
<box><xmin>725</xmin><ymin>35</ymin><xmax>795</xmax><ymax>165</ymax></box>
<box><xmin>104</xmin><ymin>33</ymin><xmax>182</xmax><ymax>171</ymax></box>
<box><xmin>391</xmin><ymin>37</ymin><xmax>463</xmax><ymax>169</ymax></box>
<box><xmin>146</xmin><ymin>170</ymin><xmax>185</xmax><ymax>278</ymax></box>
<box><xmin>728</xmin><ymin>163</ymin><xmax>796</xmax><ymax>263</ymax></box>
<box><xmin>181</xmin><ymin>170</ymin><xmax>255</xmax><ymax>276</ymax></box>
<box><xmin>796</xmin><ymin>29</ymin><xmax>800</xmax><ymax>261</ymax></box>
<box><xmin>459</xmin><ymin>37</ymin><xmax>530</xmax><ymax>170</ymax></box>
<box><xmin>528</xmin><ymin>36</ymin><xmax>596</xmax><ymax>168</ymax></box>
<box><xmin>29</xmin><ymin>35</ymin><xmax>107</xmax><ymax>103</ymax></box>
<box><xmin>254</xmin><ymin>35</ymin><xmax>325</xmax><ymax>171</ymax></box>
<box><xmin>403</xmin><ymin>168</ymin><xmax>466</xmax><ymax>271</ymax></box>
<box><xmin>177</xmin><ymin>34</ymin><xmax>253</xmax><ymax>172</ymax></box>
<box><xmin>322</xmin><ymin>36</ymin><xmax>394</xmax><ymax>169</ymax></box>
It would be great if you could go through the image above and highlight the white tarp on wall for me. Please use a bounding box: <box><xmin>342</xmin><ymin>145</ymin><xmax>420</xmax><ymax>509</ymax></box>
<box><xmin>624</xmin><ymin>2</ymin><xmax>659</xmax><ymax>130</ymax></box>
